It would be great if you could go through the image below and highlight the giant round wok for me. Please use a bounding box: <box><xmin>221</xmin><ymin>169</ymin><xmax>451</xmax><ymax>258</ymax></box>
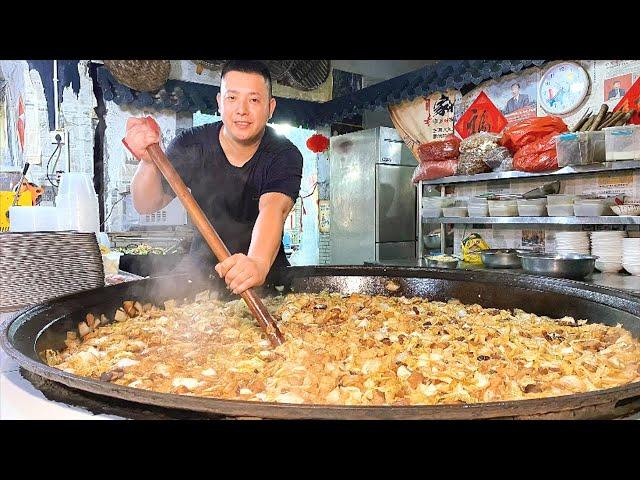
<box><xmin>3</xmin><ymin>266</ymin><xmax>640</xmax><ymax>419</ymax></box>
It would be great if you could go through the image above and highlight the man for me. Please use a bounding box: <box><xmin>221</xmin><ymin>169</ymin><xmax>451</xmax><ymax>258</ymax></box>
<box><xmin>503</xmin><ymin>83</ymin><xmax>531</xmax><ymax>115</ymax></box>
<box><xmin>125</xmin><ymin>60</ymin><xmax>303</xmax><ymax>294</ymax></box>
<box><xmin>607</xmin><ymin>80</ymin><xmax>626</xmax><ymax>101</ymax></box>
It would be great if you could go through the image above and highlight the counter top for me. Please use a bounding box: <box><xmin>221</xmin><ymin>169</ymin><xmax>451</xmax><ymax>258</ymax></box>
<box><xmin>365</xmin><ymin>259</ymin><xmax>640</xmax><ymax>296</ymax></box>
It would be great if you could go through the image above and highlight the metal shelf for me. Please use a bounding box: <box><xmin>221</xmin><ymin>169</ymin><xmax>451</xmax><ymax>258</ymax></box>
<box><xmin>419</xmin><ymin>160</ymin><xmax>640</xmax><ymax>186</ymax></box>
<box><xmin>422</xmin><ymin>216</ymin><xmax>640</xmax><ymax>225</ymax></box>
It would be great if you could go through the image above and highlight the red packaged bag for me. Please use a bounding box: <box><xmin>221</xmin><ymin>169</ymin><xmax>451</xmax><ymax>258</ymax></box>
<box><xmin>499</xmin><ymin>116</ymin><xmax>568</xmax><ymax>153</ymax></box>
<box><xmin>417</xmin><ymin>135</ymin><xmax>461</xmax><ymax>162</ymax></box>
<box><xmin>512</xmin><ymin>133</ymin><xmax>559</xmax><ymax>172</ymax></box>
<box><xmin>412</xmin><ymin>159</ymin><xmax>458</xmax><ymax>183</ymax></box>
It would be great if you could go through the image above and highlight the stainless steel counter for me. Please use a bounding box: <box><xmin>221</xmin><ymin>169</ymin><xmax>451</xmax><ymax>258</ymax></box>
<box><xmin>364</xmin><ymin>259</ymin><xmax>640</xmax><ymax>296</ymax></box>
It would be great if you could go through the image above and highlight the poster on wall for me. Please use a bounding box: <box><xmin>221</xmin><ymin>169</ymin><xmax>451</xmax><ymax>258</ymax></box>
<box><xmin>454</xmin><ymin>91</ymin><xmax>507</xmax><ymax>139</ymax></box>
<box><xmin>580</xmin><ymin>172</ymin><xmax>635</xmax><ymax>200</ymax></box>
<box><xmin>613</xmin><ymin>77</ymin><xmax>640</xmax><ymax>125</ymax></box>
<box><xmin>486</xmin><ymin>70</ymin><xmax>539</xmax><ymax>125</ymax></box>
<box><xmin>598</xmin><ymin>60</ymin><xmax>640</xmax><ymax>109</ymax></box>
<box><xmin>0</xmin><ymin>61</ymin><xmax>26</xmax><ymax>169</ymax></box>
<box><xmin>454</xmin><ymin>67</ymin><xmax>541</xmax><ymax>132</ymax></box>
<box><xmin>318</xmin><ymin>200</ymin><xmax>330</xmax><ymax>234</ymax></box>
<box><xmin>0</xmin><ymin>85</ymin><xmax>8</xmax><ymax>164</ymax></box>
<box><xmin>388</xmin><ymin>89</ymin><xmax>457</xmax><ymax>160</ymax></box>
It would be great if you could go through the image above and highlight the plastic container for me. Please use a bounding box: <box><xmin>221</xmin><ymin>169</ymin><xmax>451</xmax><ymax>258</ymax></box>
<box><xmin>517</xmin><ymin>199</ymin><xmax>547</xmax><ymax>216</ymax></box>
<box><xmin>573</xmin><ymin>198</ymin><xmax>606</xmax><ymax>217</ymax></box>
<box><xmin>547</xmin><ymin>204</ymin><xmax>575</xmax><ymax>216</ymax></box>
<box><xmin>9</xmin><ymin>206</ymin><xmax>60</xmax><ymax>232</ymax></box>
<box><xmin>422</xmin><ymin>197</ymin><xmax>456</xmax><ymax>208</ymax></box>
<box><xmin>488</xmin><ymin>200</ymin><xmax>517</xmax><ymax>217</ymax></box>
<box><xmin>57</xmin><ymin>172</ymin><xmax>95</xmax><ymax>198</ymax></box>
<box><xmin>422</xmin><ymin>207</ymin><xmax>442</xmax><ymax>218</ymax></box>
<box><xmin>467</xmin><ymin>205</ymin><xmax>489</xmax><ymax>217</ymax></box>
<box><xmin>547</xmin><ymin>194</ymin><xmax>576</xmax><ymax>205</ymax></box>
<box><xmin>556</xmin><ymin>131</ymin><xmax>605</xmax><ymax>167</ymax></box>
<box><xmin>604</xmin><ymin>125</ymin><xmax>640</xmax><ymax>161</ymax></box>
<box><xmin>468</xmin><ymin>196</ymin><xmax>489</xmax><ymax>205</ymax></box>
<box><xmin>442</xmin><ymin>207</ymin><xmax>468</xmax><ymax>217</ymax></box>
<box><xmin>56</xmin><ymin>193</ymin><xmax>100</xmax><ymax>232</ymax></box>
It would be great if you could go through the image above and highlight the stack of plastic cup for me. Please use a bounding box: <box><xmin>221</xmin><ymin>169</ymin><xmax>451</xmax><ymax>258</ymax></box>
<box><xmin>55</xmin><ymin>172</ymin><xmax>100</xmax><ymax>233</ymax></box>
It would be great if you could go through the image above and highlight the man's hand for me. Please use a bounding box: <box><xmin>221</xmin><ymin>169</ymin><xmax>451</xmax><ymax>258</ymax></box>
<box><xmin>124</xmin><ymin>117</ymin><xmax>161</xmax><ymax>162</ymax></box>
<box><xmin>215</xmin><ymin>254</ymin><xmax>270</xmax><ymax>294</ymax></box>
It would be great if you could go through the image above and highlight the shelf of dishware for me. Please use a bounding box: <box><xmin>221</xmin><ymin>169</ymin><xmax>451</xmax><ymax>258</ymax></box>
<box><xmin>422</xmin><ymin>216</ymin><xmax>640</xmax><ymax>225</ymax></box>
<box><xmin>418</xmin><ymin>159</ymin><xmax>640</xmax><ymax>186</ymax></box>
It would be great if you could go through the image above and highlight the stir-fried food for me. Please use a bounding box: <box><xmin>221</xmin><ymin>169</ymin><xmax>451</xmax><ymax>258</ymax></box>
<box><xmin>44</xmin><ymin>292</ymin><xmax>640</xmax><ymax>405</ymax></box>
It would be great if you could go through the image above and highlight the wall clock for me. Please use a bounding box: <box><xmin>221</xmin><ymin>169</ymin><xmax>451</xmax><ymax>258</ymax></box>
<box><xmin>538</xmin><ymin>62</ymin><xmax>590</xmax><ymax>115</ymax></box>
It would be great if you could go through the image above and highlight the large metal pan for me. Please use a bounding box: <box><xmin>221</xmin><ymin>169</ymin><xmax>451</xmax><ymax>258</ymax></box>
<box><xmin>2</xmin><ymin>266</ymin><xmax>640</xmax><ymax>419</ymax></box>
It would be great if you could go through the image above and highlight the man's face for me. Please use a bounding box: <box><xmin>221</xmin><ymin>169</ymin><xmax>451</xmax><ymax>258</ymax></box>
<box><xmin>614</xmin><ymin>82</ymin><xmax>621</xmax><ymax>89</ymax></box>
<box><xmin>512</xmin><ymin>85</ymin><xmax>519</xmax><ymax>96</ymax></box>
<box><xmin>217</xmin><ymin>71</ymin><xmax>276</xmax><ymax>144</ymax></box>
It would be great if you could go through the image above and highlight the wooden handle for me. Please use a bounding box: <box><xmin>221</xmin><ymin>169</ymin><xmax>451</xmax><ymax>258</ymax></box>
<box><xmin>124</xmin><ymin>120</ymin><xmax>284</xmax><ymax>347</ymax></box>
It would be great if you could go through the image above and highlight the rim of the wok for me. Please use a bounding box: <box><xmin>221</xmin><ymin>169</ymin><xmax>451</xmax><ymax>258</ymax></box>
<box><xmin>3</xmin><ymin>265</ymin><xmax>640</xmax><ymax>420</ymax></box>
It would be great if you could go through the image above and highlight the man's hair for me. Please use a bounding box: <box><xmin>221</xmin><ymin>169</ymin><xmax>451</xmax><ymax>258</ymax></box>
<box><xmin>221</xmin><ymin>60</ymin><xmax>273</xmax><ymax>98</ymax></box>
<box><xmin>512</xmin><ymin>83</ymin><xmax>521</xmax><ymax>89</ymax></box>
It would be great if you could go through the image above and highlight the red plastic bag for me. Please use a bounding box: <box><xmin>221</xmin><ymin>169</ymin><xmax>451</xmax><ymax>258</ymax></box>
<box><xmin>499</xmin><ymin>116</ymin><xmax>568</xmax><ymax>153</ymax></box>
<box><xmin>512</xmin><ymin>133</ymin><xmax>559</xmax><ymax>172</ymax></box>
<box><xmin>412</xmin><ymin>159</ymin><xmax>458</xmax><ymax>183</ymax></box>
<box><xmin>417</xmin><ymin>135</ymin><xmax>461</xmax><ymax>162</ymax></box>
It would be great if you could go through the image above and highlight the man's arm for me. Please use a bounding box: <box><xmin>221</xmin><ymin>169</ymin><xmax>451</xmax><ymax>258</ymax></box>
<box><xmin>248</xmin><ymin>192</ymin><xmax>295</xmax><ymax>268</ymax></box>
<box><xmin>215</xmin><ymin>192</ymin><xmax>294</xmax><ymax>294</ymax></box>
<box><xmin>131</xmin><ymin>161</ymin><xmax>174</xmax><ymax>214</ymax></box>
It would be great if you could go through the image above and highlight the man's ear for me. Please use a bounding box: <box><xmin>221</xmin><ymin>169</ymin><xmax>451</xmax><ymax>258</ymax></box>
<box><xmin>269</xmin><ymin>97</ymin><xmax>277</xmax><ymax>119</ymax></box>
<box><xmin>216</xmin><ymin>92</ymin><xmax>221</xmax><ymax>113</ymax></box>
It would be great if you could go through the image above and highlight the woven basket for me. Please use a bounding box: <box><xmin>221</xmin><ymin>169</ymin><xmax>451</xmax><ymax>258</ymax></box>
<box><xmin>262</xmin><ymin>60</ymin><xmax>296</xmax><ymax>81</ymax></box>
<box><xmin>193</xmin><ymin>60</ymin><xmax>293</xmax><ymax>82</ymax></box>
<box><xmin>192</xmin><ymin>60</ymin><xmax>227</xmax><ymax>71</ymax></box>
<box><xmin>279</xmin><ymin>60</ymin><xmax>331</xmax><ymax>91</ymax></box>
<box><xmin>103</xmin><ymin>60</ymin><xmax>171</xmax><ymax>92</ymax></box>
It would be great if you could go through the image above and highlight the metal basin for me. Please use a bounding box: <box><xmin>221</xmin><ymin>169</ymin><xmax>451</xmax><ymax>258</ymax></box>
<box><xmin>423</xmin><ymin>233</ymin><xmax>442</xmax><ymax>250</ymax></box>
<box><xmin>480</xmin><ymin>249</ymin><xmax>522</xmax><ymax>269</ymax></box>
<box><xmin>2</xmin><ymin>266</ymin><xmax>639</xmax><ymax>419</ymax></box>
<box><xmin>425</xmin><ymin>257</ymin><xmax>459</xmax><ymax>269</ymax></box>
<box><xmin>518</xmin><ymin>253</ymin><xmax>597</xmax><ymax>280</ymax></box>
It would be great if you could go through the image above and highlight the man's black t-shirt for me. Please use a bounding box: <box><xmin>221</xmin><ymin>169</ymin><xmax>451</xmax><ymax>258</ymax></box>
<box><xmin>161</xmin><ymin>121</ymin><xmax>303</xmax><ymax>282</ymax></box>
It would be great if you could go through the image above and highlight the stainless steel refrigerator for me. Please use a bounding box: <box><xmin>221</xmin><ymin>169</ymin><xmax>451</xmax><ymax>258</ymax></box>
<box><xmin>330</xmin><ymin>126</ymin><xmax>417</xmax><ymax>265</ymax></box>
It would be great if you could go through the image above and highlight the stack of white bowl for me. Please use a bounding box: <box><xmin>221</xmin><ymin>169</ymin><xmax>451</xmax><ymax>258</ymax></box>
<box><xmin>622</xmin><ymin>238</ymin><xmax>640</xmax><ymax>275</ymax></box>
<box><xmin>554</xmin><ymin>231</ymin><xmax>590</xmax><ymax>255</ymax></box>
<box><xmin>590</xmin><ymin>230</ymin><xmax>626</xmax><ymax>272</ymax></box>
<box><xmin>55</xmin><ymin>172</ymin><xmax>100</xmax><ymax>233</ymax></box>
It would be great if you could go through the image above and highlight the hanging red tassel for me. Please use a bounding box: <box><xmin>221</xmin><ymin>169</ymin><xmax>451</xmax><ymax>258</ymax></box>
<box><xmin>306</xmin><ymin>133</ymin><xmax>330</xmax><ymax>153</ymax></box>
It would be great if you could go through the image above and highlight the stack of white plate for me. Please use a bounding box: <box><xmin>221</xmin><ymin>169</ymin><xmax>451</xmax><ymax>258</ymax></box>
<box><xmin>622</xmin><ymin>238</ymin><xmax>640</xmax><ymax>275</ymax></box>
<box><xmin>0</xmin><ymin>231</ymin><xmax>105</xmax><ymax>311</ymax></box>
<box><xmin>590</xmin><ymin>231</ymin><xmax>626</xmax><ymax>272</ymax></box>
<box><xmin>554</xmin><ymin>231</ymin><xmax>590</xmax><ymax>255</ymax></box>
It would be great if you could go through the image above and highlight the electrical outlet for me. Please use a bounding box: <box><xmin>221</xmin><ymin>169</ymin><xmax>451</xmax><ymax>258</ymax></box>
<box><xmin>49</xmin><ymin>130</ymin><xmax>66</xmax><ymax>145</ymax></box>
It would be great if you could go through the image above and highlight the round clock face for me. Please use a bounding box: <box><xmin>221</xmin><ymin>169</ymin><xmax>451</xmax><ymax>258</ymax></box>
<box><xmin>538</xmin><ymin>62</ymin><xmax>590</xmax><ymax>115</ymax></box>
